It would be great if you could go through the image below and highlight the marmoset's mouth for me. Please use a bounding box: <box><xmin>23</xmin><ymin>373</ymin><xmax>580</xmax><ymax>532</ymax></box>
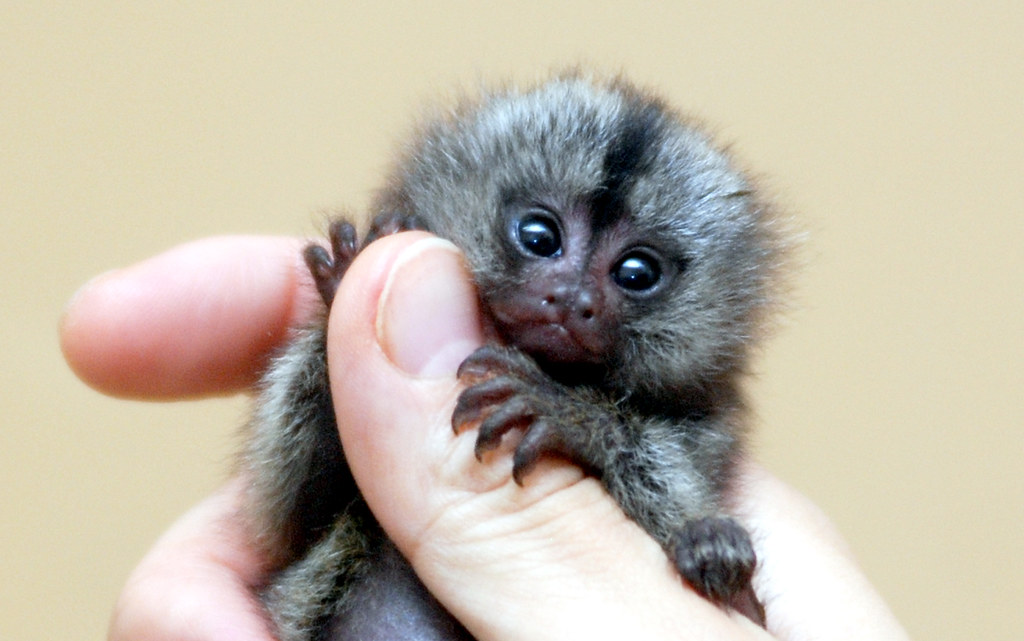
<box><xmin>500</xmin><ymin>321</ymin><xmax>599</xmax><ymax>364</ymax></box>
<box><xmin>486</xmin><ymin>319</ymin><xmax>606</xmax><ymax>386</ymax></box>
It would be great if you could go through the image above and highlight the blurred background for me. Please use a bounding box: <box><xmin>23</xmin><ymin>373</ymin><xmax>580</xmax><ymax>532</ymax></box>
<box><xmin>3</xmin><ymin>3</ymin><xmax>1021</xmax><ymax>639</ymax></box>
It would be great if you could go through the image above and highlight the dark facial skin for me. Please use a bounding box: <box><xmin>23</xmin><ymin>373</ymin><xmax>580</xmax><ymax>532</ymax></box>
<box><xmin>482</xmin><ymin>193</ymin><xmax>689</xmax><ymax>388</ymax></box>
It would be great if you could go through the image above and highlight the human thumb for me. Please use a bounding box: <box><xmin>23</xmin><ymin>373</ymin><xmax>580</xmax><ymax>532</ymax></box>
<box><xmin>326</xmin><ymin>232</ymin><xmax>489</xmax><ymax>547</ymax></box>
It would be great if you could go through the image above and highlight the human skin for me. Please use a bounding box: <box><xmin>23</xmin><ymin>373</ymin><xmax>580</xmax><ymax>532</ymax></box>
<box><xmin>60</xmin><ymin>233</ymin><xmax>910</xmax><ymax>641</ymax></box>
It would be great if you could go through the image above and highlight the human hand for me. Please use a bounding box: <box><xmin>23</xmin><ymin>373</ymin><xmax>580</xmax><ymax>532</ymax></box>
<box><xmin>62</xmin><ymin>233</ymin><xmax>909</xmax><ymax>641</ymax></box>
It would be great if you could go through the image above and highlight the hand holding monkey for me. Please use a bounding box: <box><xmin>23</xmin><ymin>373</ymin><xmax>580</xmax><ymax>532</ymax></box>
<box><xmin>63</xmin><ymin>234</ymin><xmax>910</xmax><ymax>641</ymax></box>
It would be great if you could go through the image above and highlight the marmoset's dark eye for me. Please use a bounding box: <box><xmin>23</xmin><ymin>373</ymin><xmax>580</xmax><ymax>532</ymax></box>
<box><xmin>611</xmin><ymin>251</ymin><xmax>662</xmax><ymax>292</ymax></box>
<box><xmin>517</xmin><ymin>214</ymin><xmax>562</xmax><ymax>257</ymax></box>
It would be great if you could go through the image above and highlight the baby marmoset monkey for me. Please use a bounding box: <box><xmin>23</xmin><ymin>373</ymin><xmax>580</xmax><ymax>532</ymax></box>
<box><xmin>243</xmin><ymin>73</ymin><xmax>785</xmax><ymax>641</ymax></box>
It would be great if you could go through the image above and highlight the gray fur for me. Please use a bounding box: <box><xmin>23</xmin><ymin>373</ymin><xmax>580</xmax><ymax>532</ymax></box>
<box><xmin>242</xmin><ymin>73</ymin><xmax>786</xmax><ymax>640</ymax></box>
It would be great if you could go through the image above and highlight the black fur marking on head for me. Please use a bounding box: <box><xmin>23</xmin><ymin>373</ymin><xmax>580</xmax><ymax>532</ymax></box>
<box><xmin>592</xmin><ymin>101</ymin><xmax>665</xmax><ymax>230</ymax></box>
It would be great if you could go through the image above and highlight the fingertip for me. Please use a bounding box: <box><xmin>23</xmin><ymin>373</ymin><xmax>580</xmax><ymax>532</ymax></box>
<box><xmin>59</xmin><ymin>265</ymin><xmax>181</xmax><ymax>398</ymax></box>
<box><xmin>60</xmin><ymin>236</ymin><xmax>313</xmax><ymax>399</ymax></box>
<box><xmin>325</xmin><ymin>231</ymin><xmax>462</xmax><ymax>365</ymax></box>
<box><xmin>376</xmin><ymin>237</ymin><xmax>485</xmax><ymax>377</ymax></box>
<box><xmin>59</xmin><ymin>268</ymin><xmax>122</xmax><ymax>392</ymax></box>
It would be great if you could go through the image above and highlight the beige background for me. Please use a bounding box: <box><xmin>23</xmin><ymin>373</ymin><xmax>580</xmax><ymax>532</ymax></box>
<box><xmin>4</xmin><ymin>3</ymin><xmax>1021</xmax><ymax>640</ymax></box>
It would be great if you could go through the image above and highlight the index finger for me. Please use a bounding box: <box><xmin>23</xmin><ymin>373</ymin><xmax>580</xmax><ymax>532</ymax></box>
<box><xmin>60</xmin><ymin>235</ymin><xmax>318</xmax><ymax>399</ymax></box>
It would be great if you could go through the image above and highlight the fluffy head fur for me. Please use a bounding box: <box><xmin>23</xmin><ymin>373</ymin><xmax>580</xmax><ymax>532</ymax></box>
<box><xmin>373</xmin><ymin>74</ymin><xmax>784</xmax><ymax>400</ymax></box>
